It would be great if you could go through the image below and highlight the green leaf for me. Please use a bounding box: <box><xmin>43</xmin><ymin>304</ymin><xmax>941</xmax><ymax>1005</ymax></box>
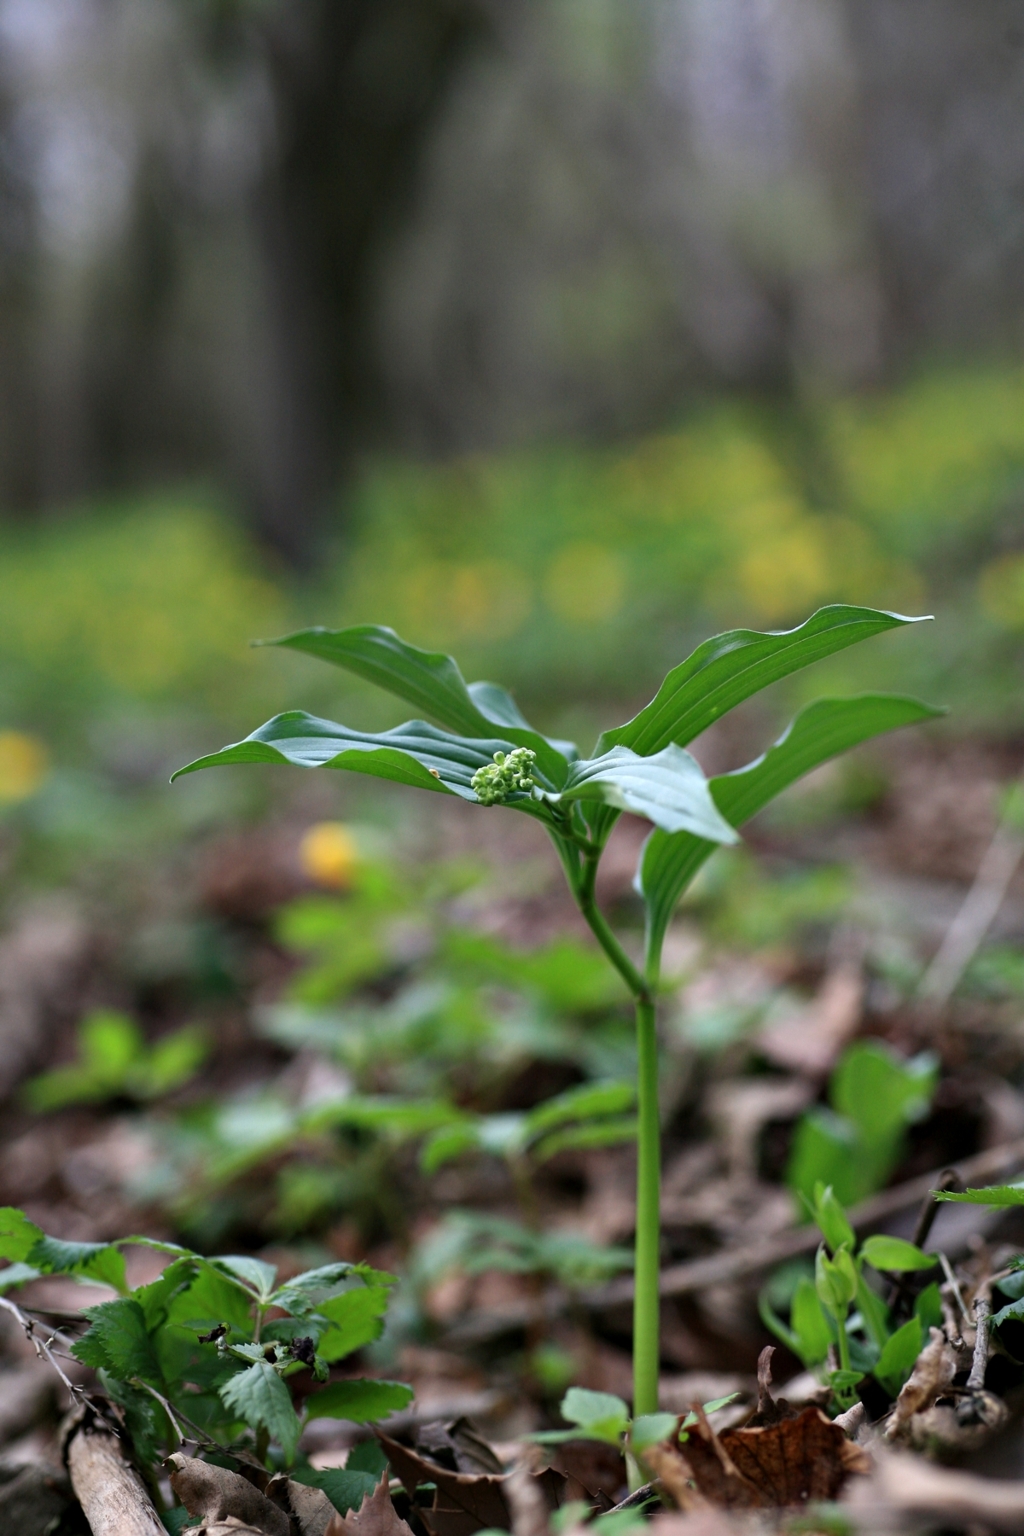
<box><xmin>556</xmin><ymin>745</ymin><xmax>739</xmax><ymax>841</ymax></box>
<box><xmin>816</xmin><ymin>1245</ymin><xmax>857</xmax><ymax>1315</ymax></box>
<box><xmin>786</xmin><ymin>1109</ymin><xmax>862</xmax><ymax>1209</ymax></box>
<box><xmin>211</xmin><ymin>1256</ymin><xmax>278</xmax><ymax>1301</ymax></box>
<box><xmin>562</xmin><ymin>1387</ymin><xmax>630</xmax><ymax>1435</ymax></box>
<box><xmin>637</xmin><ymin>693</ymin><xmax>943</xmax><ymax>960</ymax></box>
<box><xmin>915</xmin><ymin>1282</ymin><xmax>943</xmax><ymax>1331</ymax></box>
<box><xmin>420</xmin><ymin>1121</ymin><xmax>482</xmax><ymax>1174</ymax></box>
<box><xmin>630</xmin><ymin>1413</ymin><xmax>678</xmax><ymax>1452</ymax></box>
<box><xmin>790</xmin><ymin>1276</ymin><xmax>834</xmax><ymax>1366</ymax></box>
<box><xmin>134</xmin><ymin>1026</ymin><xmax>207</xmax><ymax>1098</ymax></box>
<box><xmin>0</xmin><ymin>1263</ymin><xmax>40</xmax><ymax>1291</ymax></box>
<box><xmin>304</xmin><ymin>1378</ymin><xmax>414</xmax><ymax>1423</ymax></box>
<box><xmin>873</xmin><ymin>1317</ymin><xmax>923</xmax><ymax>1398</ymax></box>
<box><xmin>172</xmin><ymin>714</ymin><xmax>517</xmax><ymax>798</ymax></box>
<box><xmin>936</xmin><ymin>1184</ymin><xmax>1024</xmax><ymax>1206</ymax></box>
<box><xmin>828</xmin><ymin>1369</ymin><xmax>864</xmax><ymax>1391</ymax></box>
<box><xmin>524</xmin><ymin>1081</ymin><xmax>635</xmax><ymax>1139</ymax></box>
<box><xmin>315</xmin><ymin>1286</ymin><xmax>392</xmax><ymax>1363</ymax></box>
<box><xmin>0</xmin><ymin>1208</ymin><xmax>43</xmax><ymax>1263</ymax></box>
<box><xmin>270</xmin><ymin>1262</ymin><xmax>360</xmax><ymax>1311</ymax></box>
<box><xmin>261</xmin><ymin>625</ymin><xmax>573</xmax><ymax>781</ymax></box>
<box><xmin>812</xmin><ymin>1185</ymin><xmax>856</xmax><ymax>1255</ymax></box>
<box><xmin>219</xmin><ymin>1360</ymin><xmax>301</xmax><ymax>1462</ymax></box>
<box><xmin>855</xmin><ymin>1273</ymin><xmax>891</xmax><ymax>1353</ymax></box>
<box><xmin>599</xmin><ymin>606</ymin><xmax>931</xmax><ymax>758</ymax></box>
<box><xmin>72</xmin><ymin>1298</ymin><xmax>161</xmax><ymax>1382</ymax></box>
<box><xmin>30</xmin><ymin>1236</ymin><xmax>127</xmax><ymax>1294</ymax></box>
<box><xmin>861</xmin><ymin>1236</ymin><xmax>936</xmax><ymax>1273</ymax></box>
<box><xmin>347</xmin><ymin>1440</ymin><xmax>390</xmax><ymax>1475</ymax></box>
<box><xmin>531</xmin><ymin>1117</ymin><xmax>638</xmax><ymax>1162</ymax></box>
<box><xmin>831</xmin><ymin>1043</ymin><xmax>938</xmax><ymax>1148</ymax></box>
<box><xmin>291</xmin><ymin>1466</ymin><xmax>381</xmax><ymax>1515</ymax></box>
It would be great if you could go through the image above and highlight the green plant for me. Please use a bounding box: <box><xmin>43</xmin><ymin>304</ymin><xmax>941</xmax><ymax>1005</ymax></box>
<box><xmin>760</xmin><ymin>1184</ymin><xmax>940</xmax><ymax>1409</ymax></box>
<box><xmin>173</xmin><ymin>607</ymin><xmax>941</xmax><ymax>1416</ymax></box>
<box><xmin>23</xmin><ymin>1010</ymin><xmax>207</xmax><ymax>1111</ymax></box>
<box><xmin>414</xmin><ymin>1210</ymin><xmax>633</xmax><ymax>1294</ymax></box>
<box><xmin>0</xmin><ymin>1205</ymin><xmax>409</xmax><ymax>1513</ymax></box>
<box><xmin>786</xmin><ymin>1039</ymin><xmax>939</xmax><ymax>1209</ymax></box>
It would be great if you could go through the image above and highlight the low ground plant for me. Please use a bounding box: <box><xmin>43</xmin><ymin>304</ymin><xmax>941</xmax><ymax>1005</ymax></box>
<box><xmin>173</xmin><ymin>606</ymin><xmax>940</xmax><ymax>1416</ymax></box>
<box><xmin>0</xmin><ymin>1206</ymin><xmax>409</xmax><ymax>1520</ymax></box>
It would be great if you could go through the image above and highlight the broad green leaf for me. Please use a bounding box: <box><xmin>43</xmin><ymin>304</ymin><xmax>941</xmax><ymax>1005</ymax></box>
<box><xmin>861</xmin><ymin>1235</ymin><xmax>936</xmax><ymax>1273</ymax></box>
<box><xmin>442</xmin><ymin>930</ymin><xmax>627</xmax><ymax>1010</ymax></box>
<box><xmin>347</xmin><ymin>1440</ymin><xmax>390</xmax><ymax>1475</ymax></box>
<box><xmin>172</xmin><ymin>714</ymin><xmax>520</xmax><ymax>799</ymax></box>
<box><xmin>211</xmin><ymin>1256</ymin><xmax>278</xmax><ymax>1301</ymax></box>
<box><xmin>630</xmin><ymin>1413</ymin><xmax>678</xmax><ymax>1452</ymax></box>
<box><xmin>158</xmin><ymin>1261</ymin><xmax>256</xmax><ymax>1335</ymax></box>
<box><xmin>855</xmin><ymin>1273</ymin><xmax>891</xmax><ymax>1353</ymax></box>
<box><xmin>291</xmin><ymin>1466</ymin><xmax>381</xmax><ymax>1515</ymax></box>
<box><xmin>420</xmin><ymin>1121</ymin><xmax>482</xmax><ymax>1173</ymax></box>
<box><xmin>316</xmin><ymin>1286</ymin><xmax>392</xmax><ymax>1362</ymax></box>
<box><xmin>72</xmin><ymin>1298</ymin><xmax>161</xmax><ymax>1383</ymax></box>
<box><xmin>303</xmin><ymin>1377</ymin><xmax>413</xmax><ymax>1423</ymax></box>
<box><xmin>556</xmin><ymin>745</ymin><xmax>738</xmax><ymax>842</ymax></box>
<box><xmin>270</xmin><ymin>1262</ymin><xmax>360</xmax><ymax>1311</ymax></box>
<box><xmin>260</xmin><ymin>626</ymin><xmax>571</xmax><ymax>782</ymax></box>
<box><xmin>220</xmin><ymin>1360</ymin><xmax>301</xmax><ymax>1462</ymax></box>
<box><xmin>790</xmin><ymin>1275</ymin><xmax>834</xmax><ymax>1366</ymax></box>
<box><xmin>531</xmin><ymin>1117</ymin><xmax>638</xmax><ymax>1163</ymax></box>
<box><xmin>30</xmin><ymin>1236</ymin><xmax>127</xmax><ymax>1294</ymax></box>
<box><xmin>562</xmin><ymin>1386</ymin><xmax>630</xmax><ymax>1432</ymax></box>
<box><xmin>638</xmin><ymin>693</ymin><xmax>943</xmax><ymax>964</ymax></box>
<box><xmin>874</xmin><ymin>1316</ymin><xmax>923</xmax><ymax>1398</ymax></box>
<box><xmin>0</xmin><ymin>1208</ymin><xmax>42</xmax><ymax>1263</ymax></box>
<box><xmin>993</xmin><ymin>1294</ymin><xmax>1024</xmax><ymax>1329</ymax></box>
<box><xmin>915</xmin><ymin>1282</ymin><xmax>943</xmax><ymax>1330</ymax></box>
<box><xmin>599</xmin><ymin>606</ymin><xmax>930</xmax><ymax>758</ymax></box>
<box><xmin>935</xmin><ymin>1184</ymin><xmax>1024</xmax><ymax>1206</ymax></box>
<box><xmin>787</xmin><ymin>1109</ymin><xmax>861</xmax><ymax>1209</ymax></box>
<box><xmin>811</xmin><ymin>1185</ymin><xmax>855</xmax><ymax>1255</ymax></box>
<box><xmin>524</xmin><ymin>1081</ymin><xmax>635</xmax><ymax>1138</ymax></box>
<box><xmin>832</xmin><ymin>1043</ymin><xmax>938</xmax><ymax>1147</ymax></box>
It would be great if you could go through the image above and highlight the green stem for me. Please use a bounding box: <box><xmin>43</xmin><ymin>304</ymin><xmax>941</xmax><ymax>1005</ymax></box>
<box><xmin>836</xmin><ymin>1313</ymin><xmax>852</xmax><ymax>1376</ymax></box>
<box><xmin>633</xmin><ymin>996</ymin><xmax>660</xmax><ymax>1418</ymax></box>
<box><xmin>568</xmin><ymin>845</ymin><xmax>662</xmax><ymax>1422</ymax></box>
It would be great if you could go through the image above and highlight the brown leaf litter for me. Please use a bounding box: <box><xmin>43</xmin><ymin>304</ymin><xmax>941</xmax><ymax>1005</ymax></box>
<box><xmin>643</xmin><ymin>1348</ymin><xmax>868</xmax><ymax>1511</ymax></box>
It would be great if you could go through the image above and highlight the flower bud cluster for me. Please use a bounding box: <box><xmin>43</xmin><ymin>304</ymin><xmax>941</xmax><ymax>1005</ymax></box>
<box><xmin>471</xmin><ymin>747</ymin><xmax>537</xmax><ymax>805</ymax></box>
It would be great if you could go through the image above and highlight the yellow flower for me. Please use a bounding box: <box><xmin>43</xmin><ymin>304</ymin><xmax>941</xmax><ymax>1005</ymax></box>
<box><xmin>0</xmin><ymin>732</ymin><xmax>48</xmax><ymax>803</ymax></box>
<box><xmin>299</xmin><ymin>822</ymin><xmax>360</xmax><ymax>889</ymax></box>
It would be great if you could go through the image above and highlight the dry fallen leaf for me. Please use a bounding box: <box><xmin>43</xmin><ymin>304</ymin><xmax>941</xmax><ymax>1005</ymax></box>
<box><xmin>885</xmin><ymin>1326</ymin><xmax>958</xmax><ymax>1440</ymax></box>
<box><xmin>756</xmin><ymin>963</ymin><xmax>863</xmax><ymax>1078</ymax></box>
<box><xmin>848</xmin><ymin>1444</ymin><xmax>1024</xmax><ymax>1530</ymax></box>
<box><xmin>166</xmin><ymin>1453</ymin><xmax>290</xmax><ymax>1536</ymax></box>
<box><xmin>647</xmin><ymin>1403</ymin><xmax>868</xmax><ymax>1511</ymax></box>
<box><xmin>324</xmin><ymin>1475</ymin><xmax>416</xmax><ymax>1536</ymax></box>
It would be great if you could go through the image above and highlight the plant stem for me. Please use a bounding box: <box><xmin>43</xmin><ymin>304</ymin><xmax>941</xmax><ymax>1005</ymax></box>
<box><xmin>633</xmin><ymin>996</ymin><xmax>660</xmax><ymax>1418</ymax></box>
<box><xmin>836</xmin><ymin>1313</ymin><xmax>852</xmax><ymax>1376</ymax></box>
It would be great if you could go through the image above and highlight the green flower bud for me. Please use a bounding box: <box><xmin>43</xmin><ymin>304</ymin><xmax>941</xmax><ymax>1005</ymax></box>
<box><xmin>471</xmin><ymin>746</ymin><xmax>538</xmax><ymax>805</ymax></box>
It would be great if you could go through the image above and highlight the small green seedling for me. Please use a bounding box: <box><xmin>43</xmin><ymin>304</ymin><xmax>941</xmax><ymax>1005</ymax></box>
<box><xmin>0</xmin><ymin>1205</ymin><xmax>410</xmax><ymax>1509</ymax></box>
<box><xmin>787</xmin><ymin>1039</ymin><xmax>939</xmax><ymax>1209</ymax></box>
<box><xmin>173</xmin><ymin>606</ymin><xmax>941</xmax><ymax>1414</ymax></box>
<box><xmin>761</xmin><ymin>1184</ymin><xmax>940</xmax><ymax>1409</ymax></box>
<box><xmin>24</xmin><ymin>1010</ymin><xmax>207</xmax><ymax>1111</ymax></box>
<box><xmin>530</xmin><ymin>1383</ymin><xmax>738</xmax><ymax>1461</ymax></box>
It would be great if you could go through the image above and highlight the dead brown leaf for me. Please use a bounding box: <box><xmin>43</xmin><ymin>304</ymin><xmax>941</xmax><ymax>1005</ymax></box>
<box><xmin>166</xmin><ymin>1453</ymin><xmax>290</xmax><ymax>1536</ymax></box>
<box><xmin>324</xmin><ymin>1475</ymin><xmax>416</xmax><ymax>1536</ymax></box>
<box><xmin>756</xmin><ymin>963</ymin><xmax>862</xmax><ymax>1078</ymax></box>
<box><xmin>884</xmin><ymin>1326</ymin><xmax>958</xmax><ymax>1440</ymax></box>
<box><xmin>847</xmin><ymin>1444</ymin><xmax>1024</xmax><ymax>1531</ymax></box>
<box><xmin>647</xmin><ymin>1403</ymin><xmax>868</xmax><ymax>1511</ymax></box>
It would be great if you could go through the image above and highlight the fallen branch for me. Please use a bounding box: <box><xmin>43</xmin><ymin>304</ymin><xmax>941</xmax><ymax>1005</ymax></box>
<box><xmin>64</xmin><ymin>1407</ymin><xmax>165</xmax><ymax>1536</ymax></box>
<box><xmin>593</xmin><ymin>1133</ymin><xmax>1024</xmax><ymax>1308</ymax></box>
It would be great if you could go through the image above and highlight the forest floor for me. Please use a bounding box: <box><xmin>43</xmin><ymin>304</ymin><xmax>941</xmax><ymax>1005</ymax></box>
<box><xmin>4</xmin><ymin>723</ymin><xmax>1024</xmax><ymax>1532</ymax></box>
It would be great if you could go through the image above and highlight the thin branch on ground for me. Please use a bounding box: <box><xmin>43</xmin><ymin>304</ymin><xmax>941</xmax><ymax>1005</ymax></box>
<box><xmin>0</xmin><ymin>1292</ymin><xmax>82</xmax><ymax>1399</ymax></box>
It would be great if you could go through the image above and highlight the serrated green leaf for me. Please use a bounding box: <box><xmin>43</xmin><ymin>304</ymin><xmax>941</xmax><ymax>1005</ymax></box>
<box><xmin>219</xmin><ymin>1360</ymin><xmax>301</xmax><ymax>1461</ymax></box>
<box><xmin>316</xmin><ymin>1286</ymin><xmax>391</xmax><ymax>1363</ymax></box>
<box><xmin>600</xmin><ymin>606</ymin><xmax>930</xmax><ymax>758</ymax></box>
<box><xmin>347</xmin><ymin>1440</ymin><xmax>390</xmax><ymax>1475</ymax></box>
<box><xmin>861</xmin><ymin>1235</ymin><xmax>936</xmax><ymax>1273</ymax></box>
<box><xmin>304</xmin><ymin>1377</ymin><xmax>413</xmax><ymax>1423</ymax></box>
<box><xmin>935</xmin><ymin>1183</ymin><xmax>1024</xmax><ymax>1206</ymax></box>
<box><xmin>0</xmin><ymin>1208</ymin><xmax>43</xmax><ymax>1263</ymax></box>
<box><xmin>873</xmin><ymin>1316</ymin><xmax>923</xmax><ymax>1398</ymax></box>
<box><xmin>72</xmin><ymin>1298</ymin><xmax>161</xmax><ymax>1382</ymax></box>
<box><xmin>261</xmin><ymin>625</ymin><xmax>573</xmax><ymax>781</ymax></box>
<box><xmin>211</xmin><ymin>1255</ymin><xmax>278</xmax><ymax>1301</ymax></box>
<box><xmin>291</xmin><ymin>1465</ymin><xmax>381</xmax><ymax>1515</ymax></box>
<box><xmin>637</xmin><ymin>693</ymin><xmax>943</xmax><ymax>966</ymax></box>
<box><xmin>29</xmin><ymin>1236</ymin><xmax>127</xmax><ymax>1294</ymax></box>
